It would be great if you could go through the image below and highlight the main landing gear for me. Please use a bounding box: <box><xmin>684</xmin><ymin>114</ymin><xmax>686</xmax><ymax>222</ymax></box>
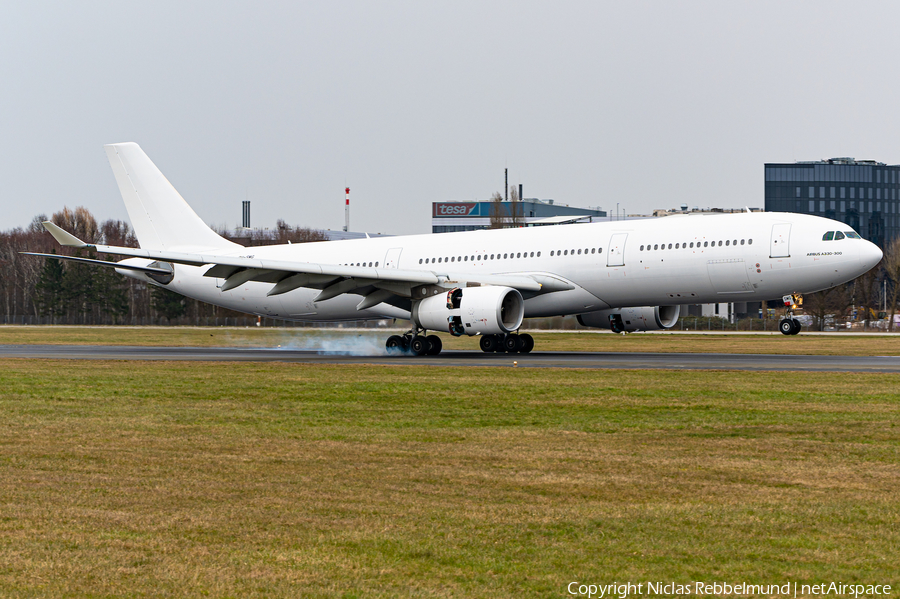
<box><xmin>385</xmin><ymin>332</ymin><xmax>443</xmax><ymax>356</ymax></box>
<box><xmin>384</xmin><ymin>331</ymin><xmax>535</xmax><ymax>356</ymax></box>
<box><xmin>779</xmin><ymin>293</ymin><xmax>803</xmax><ymax>336</ymax></box>
<box><xmin>478</xmin><ymin>333</ymin><xmax>534</xmax><ymax>354</ymax></box>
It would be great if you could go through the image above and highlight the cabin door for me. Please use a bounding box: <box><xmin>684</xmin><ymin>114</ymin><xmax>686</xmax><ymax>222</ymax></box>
<box><xmin>770</xmin><ymin>224</ymin><xmax>791</xmax><ymax>258</ymax></box>
<box><xmin>384</xmin><ymin>248</ymin><xmax>402</xmax><ymax>269</ymax></box>
<box><xmin>607</xmin><ymin>233</ymin><xmax>628</xmax><ymax>267</ymax></box>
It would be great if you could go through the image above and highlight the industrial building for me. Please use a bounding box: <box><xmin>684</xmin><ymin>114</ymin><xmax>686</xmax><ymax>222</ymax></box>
<box><xmin>432</xmin><ymin>200</ymin><xmax>606</xmax><ymax>233</ymax></box>
<box><xmin>764</xmin><ymin>157</ymin><xmax>900</xmax><ymax>247</ymax></box>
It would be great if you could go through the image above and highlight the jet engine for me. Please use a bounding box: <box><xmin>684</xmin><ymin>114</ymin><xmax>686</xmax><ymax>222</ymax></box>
<box><xmin>412</xmin><ymin>286</ymin><xmax>524</xmax><ymax>337</ymax></box>
<box><xmin>577</xmin><ymin>305</ymin><xmax>680</xmax><ymax>333</ymax></box>
<box><xmin>114</xmin><ymin>258</ymin><xmax>175</xmax><ymax>285</ymax></box>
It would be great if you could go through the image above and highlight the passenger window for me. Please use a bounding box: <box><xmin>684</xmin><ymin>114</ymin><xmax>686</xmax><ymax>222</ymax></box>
<box><xmin>564</xmin><ymin>250</ymin><xmax>568</xmax><ymax>255</ymax></box>
<box><xmin>748</xmin><ymin>239</ymin><xmax>753</xmax><ymax>245</ymax></box>
<box><xmin>823</xmin><ymin>231</ymin><xmax>835</xmax><ymax>241</ymax></box>
<box><xmin>375</xmin><ymin>262</ymin><xmax>379</xmax><ymax>267</ymax></box>
<box><xmin>725</xmin><ymin>240</ymin><xmax>730</xmax><ymax>246</ymax></box>
<box><xmin>592</xmin><ymin>248</ymin><xmax>596</xmax><ymax>254</ymax></box>
<box><xmin>516</xmin><ymin>252</ymin><xmax>521</xmax><ymax>258</ymax></box>
<box><xmin>704</xmin><ymin>242</ymin><xmax>708</xmax><ymax>247</ymax></box>
<box><xmin>740</xmin><ymin>239</ymin><xmax>744</xmax><ymax>245</ymax></box>
<box><xmin>733</xmin><ymin>240</ymin><xmax>737</xmax><ymax>245</ymax></box>
<box><xmin>438</xmin><ymin>258</ymin><xmax>442</xmax><ymax>263</ymax></box>
<box><xmin>550</xmin><ymin>251</ymin><xmax>554</xmax><ymax>256</ymax></box>
<box><xmin>530</xmin><ymin>252</ymin><xmax>534</xmax><ymax>257</ymax></box>
<box><xmin>577</xmin><ymin>249</ymin><xmax>582</xmax><ymax>255</ymax></box>
<box><xmin>599</xmin><ymin>248</ymin><xmax>603</xmax><ymax>253</ymax></box>
<box><xmin>668</xmin><ymin>243</ymin><xmax>672</xmax><ymax>249</ymax></box>
<box><xmin>653</xmin><ymin>244</ymin><xmax>658</xmax><ymax>250</ymax></box>
<box><xmin>675</xmin><ymin>243</ymin><xmax>680</xmax><ymax>249</ymax></box>
<box><xmin>835</xmin><ymin>231</ymin><xmax>845</xmax><ymax>240</ymax></box>
<box><xmin>640</xmin><ymin>245</ymin><xmax>644</xmax><ymax>251</ymax></box>
<box><xmin>419</xmin><ymin>259</ymin><xmax>423</xmax><ymax>264</ymax></box>
<box><xmin>537</xmin><ymin>251</ymin><xmax>541</xmax><ymax>257</ymax></box>
<box><xmin>689</xmin><ymin>242</ymin><xmax>694</xmax><ymax>248</ymax></box>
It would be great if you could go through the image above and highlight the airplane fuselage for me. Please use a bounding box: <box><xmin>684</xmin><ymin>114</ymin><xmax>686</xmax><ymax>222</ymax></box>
<box><xmin>160</xmin><ymin>211</ymin><xmax>878</xmax><ymax>323</ymax></box>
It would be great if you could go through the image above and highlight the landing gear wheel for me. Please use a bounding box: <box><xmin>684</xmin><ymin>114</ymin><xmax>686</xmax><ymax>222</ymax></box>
<box><xmin>790</xmin><ymin>318</ymin><xmax>802</xmax><ymax>335</ymax></box>
<box><xmin>480</xmin><ymin>334</ymin><xmax>499</xmax><ymax>353</ymax></box>
<box><xmin>503</xmin><ymin>334</ymin><xmax>520</xmax><ymax>352</ymax></box>
<box><xmin>779</xmin><ymin>319</ymin><xmax>794</xmax><ymax>335</ymax></box>
<box><xmin>425</xmin><ymin>335</ymin><xmax>442</xmax><ymax>355</ymax></box>
<box><xmin>519</xmin><ymin>333</ymin><xmax>534</xmax><ymax>354</ymax></box>
<box><xmin>410</xmin><ymin>337</ymin><xmax>429</xmax><ymax>356</ymax></box>
<box><xmin>385</xmin><ymin>335</ymin><xmax>404</xmax><ymax>352</ymax></box>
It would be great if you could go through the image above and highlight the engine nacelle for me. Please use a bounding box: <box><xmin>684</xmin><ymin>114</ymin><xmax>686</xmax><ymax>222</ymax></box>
<box><xmin>577</xmin><ymin>305</ymin><xmax>680</xmax><ymax>333</ymax></box>
<box><xmin>114</xmin><ymin>258</ymin><xmax>174</xmax><ymax>285</ymax></box>
<box><xmin>413</xmin><ymin>286</ymin><xmax>525</xmax><ymax>336</ymax></box>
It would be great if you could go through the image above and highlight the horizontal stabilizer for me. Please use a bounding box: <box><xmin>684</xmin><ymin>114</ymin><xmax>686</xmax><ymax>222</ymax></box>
<box><xmin>20</xmin><ymin>252</ymin><xmax>174</xmax><ymax>275</ymax></box>
<box><xmin>42</xmin><ymin>222</ymin><xmax>88</xmax><ymax>247</ymax></box>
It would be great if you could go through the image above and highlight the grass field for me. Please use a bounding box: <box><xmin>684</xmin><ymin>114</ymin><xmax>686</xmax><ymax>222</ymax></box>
<box><xmin>2</xmin><ymin>325</ymin><xmax>900</xmax><ymax>355</ymax></box>
<box><xmin>0</xmin><ymin>359</ymin><xmax>897</xmax><ymax>597</ymax></box>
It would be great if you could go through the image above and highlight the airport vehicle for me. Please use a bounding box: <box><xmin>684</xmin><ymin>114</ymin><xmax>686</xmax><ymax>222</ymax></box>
<box><xmin>27</xmin><ymin>143</ymin><xmax>883</xmax><ymax>354</ymax></box>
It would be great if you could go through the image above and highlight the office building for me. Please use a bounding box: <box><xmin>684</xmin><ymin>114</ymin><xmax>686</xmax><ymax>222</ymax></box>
<box><xmin>765</xmin><ymin>157</ymin><xmax>900</xmax><ymax>247</ymax></box>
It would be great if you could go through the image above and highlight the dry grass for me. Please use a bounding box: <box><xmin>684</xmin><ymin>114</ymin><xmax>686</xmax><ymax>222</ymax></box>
<box><xmin>0</xmin><ymin>360</ymin><xmax>897</xmax><ymax>597</ymax></box>
<box><xmin>2</xmin><ymin>325</ymin><xmax>900</xmax><ymax>355</ymax></box>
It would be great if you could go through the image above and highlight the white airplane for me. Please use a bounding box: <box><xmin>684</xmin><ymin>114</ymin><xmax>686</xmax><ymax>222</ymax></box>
<box><xmin>28</xmin><ymin>143</ymin><xmax>883</xmax><ymax>355</ymax></box>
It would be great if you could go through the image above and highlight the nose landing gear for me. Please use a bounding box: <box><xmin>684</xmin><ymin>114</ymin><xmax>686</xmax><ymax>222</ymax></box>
<box><xmin>779</xmin><ymin>294</ymin><xmax>803</xmax><ymax>336</ymax></box>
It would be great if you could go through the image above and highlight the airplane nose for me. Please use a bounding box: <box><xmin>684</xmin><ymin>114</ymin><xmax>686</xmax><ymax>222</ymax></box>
<box><xmin>860</xmin><ymin>241</ymin><xmax>883</xmax><ymax>270</ymax></box>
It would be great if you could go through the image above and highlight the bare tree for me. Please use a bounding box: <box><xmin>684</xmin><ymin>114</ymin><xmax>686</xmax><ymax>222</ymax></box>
<box><xmin>883</xmin><ymin>237</ymin><xmax>900</xmax><ymax>331</ymax></box>
<box><xmin>51</xmin><ymin>206</ymin><xmax>100</xmax><ymax>243</ymax></box>
<box><xmin>489</xmin><ymin>192</ymin><xmax>505</xmax><ymax>229</ymax></box>
<box><xmin>805</xmin><ymin>284</ymin><xmax>851</xmax><ymax>331</ymax></box>
<box><xmin>273</xmin><ymin>219</ymin><xmax>328</xmax><ymax>244</ymax></box>
<box><xmin>851</xmin><ymin>265</ymin><xmax>881</xmax><ymax>330</ymax></box>
<box><xmin>508</xmin><ymin>185</ymin><xmax>524</xmax><ymax>228</ymax></box>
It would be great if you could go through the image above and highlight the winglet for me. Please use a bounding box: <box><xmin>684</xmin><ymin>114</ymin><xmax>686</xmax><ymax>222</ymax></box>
<box><xmin>42</xmin><ymin>221</ymin><xmax>89</xmax><ymax>247</ymax></box>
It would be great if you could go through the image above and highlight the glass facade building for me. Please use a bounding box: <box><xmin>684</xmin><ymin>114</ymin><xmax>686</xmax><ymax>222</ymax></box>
<box><xmin>765</xmin><ymin>157</ymin><xmax>900</xmax><ymax>248</ymax></box>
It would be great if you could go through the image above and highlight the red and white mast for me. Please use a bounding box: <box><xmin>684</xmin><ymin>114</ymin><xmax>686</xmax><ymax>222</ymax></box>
<box><xmin>343</xmin><ymin>187</ymin><xmax>350</xmax><ymax>232</ymax></box>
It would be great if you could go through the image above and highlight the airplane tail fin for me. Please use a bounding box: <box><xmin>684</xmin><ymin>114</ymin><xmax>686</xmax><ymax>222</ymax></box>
<box><xmin>103</xmin><ymin>143</ymin><xmax>238</xmax><ymax>251</ymax></box>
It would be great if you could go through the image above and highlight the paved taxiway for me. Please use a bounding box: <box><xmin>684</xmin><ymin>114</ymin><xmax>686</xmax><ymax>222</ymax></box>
<box><xmin>2</xmin><ymin>344</ymin><xmax>900</xmax><ymax>372</ymax></box>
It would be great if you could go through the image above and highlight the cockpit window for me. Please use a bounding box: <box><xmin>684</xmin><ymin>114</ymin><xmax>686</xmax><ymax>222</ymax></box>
<box><xmin>845</xmin><ymin>231</ymin><xmax>862</xmax><ymax>239</ymax></box>
<box><xmin>834</xmin><ymin>231</ymin><xmax>845</xmax><ymax>240</ymax></box>
<box><xmin>823</xmin><ymin>231</ymin><xmax>835</xmax><ymax>241</ymax></box>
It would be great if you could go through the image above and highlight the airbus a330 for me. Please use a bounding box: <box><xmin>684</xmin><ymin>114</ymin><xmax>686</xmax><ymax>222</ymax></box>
<box><xmin>27</xmin><ymin>143</ymin><xmax>883</xmax><ymax>355</ymax></box>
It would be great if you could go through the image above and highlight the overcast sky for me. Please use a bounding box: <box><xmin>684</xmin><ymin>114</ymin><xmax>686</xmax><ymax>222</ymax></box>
<box><xmin>3</xmin><ymin>1</ymin><xmax>900</xmax><ymax>236</ymax></box>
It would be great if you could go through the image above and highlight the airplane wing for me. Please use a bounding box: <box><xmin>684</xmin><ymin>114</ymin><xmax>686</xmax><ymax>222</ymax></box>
<box><xmin>35</xmin><ymin>222</ymin><xmax>572</xmax><ymax>309</ymax></box>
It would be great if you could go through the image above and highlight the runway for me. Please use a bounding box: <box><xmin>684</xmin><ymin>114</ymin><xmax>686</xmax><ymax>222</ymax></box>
<box><xmin>3</xmin><ymin>344</ymin><xmax>900</xmax><ymax>372</ymax></box>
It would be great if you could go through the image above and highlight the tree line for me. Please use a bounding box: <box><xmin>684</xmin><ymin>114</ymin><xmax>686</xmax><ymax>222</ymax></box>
<box><xmin>0</xmin><ymin>207</ymin><xmax>326</xmax><ymax>325</ymax></box>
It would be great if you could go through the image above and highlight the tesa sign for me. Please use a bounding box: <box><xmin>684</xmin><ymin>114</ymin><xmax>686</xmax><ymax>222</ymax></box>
<box><xmin>434</xmin><ymin>203</ymin><xmax>477</xmax><ymax>217</ymax></box>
